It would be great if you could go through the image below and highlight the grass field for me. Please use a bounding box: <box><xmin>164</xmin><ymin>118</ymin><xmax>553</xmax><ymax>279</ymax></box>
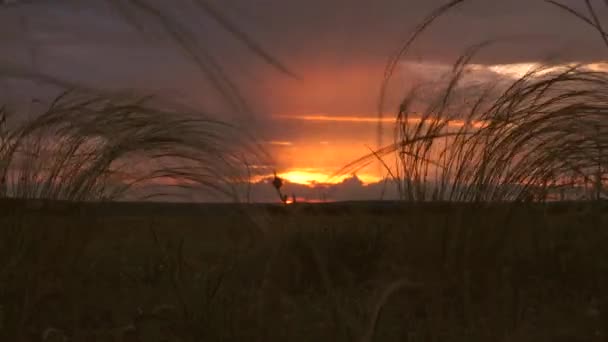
<box><xmin>1</xmin><ymin>199</ymin><xmax>607</xmax><ymax>342</ymax></box>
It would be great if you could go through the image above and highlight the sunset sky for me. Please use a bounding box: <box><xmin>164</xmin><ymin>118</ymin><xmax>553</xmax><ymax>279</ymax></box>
<box><xmin>1</xmin><ymin>0</ymin><xmax>606</xmax><ymax>201</ymax></box>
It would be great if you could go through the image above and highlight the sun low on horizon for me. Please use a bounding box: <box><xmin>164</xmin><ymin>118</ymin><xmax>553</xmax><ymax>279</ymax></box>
<box><xmin>254</xmin><ymin>112</ymin><xmax>396</xmax><ymax>188</ymax></box>
<box><xmin>276</xmin><ymin>169</ymin><xmax>380</xmax><ymax>186</ymax></box>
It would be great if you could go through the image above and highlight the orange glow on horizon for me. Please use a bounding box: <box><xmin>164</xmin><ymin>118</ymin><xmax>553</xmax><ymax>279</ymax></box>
<box><xmin>278</xmin><ymin>169</ymin><xmax>380</xmax><ymax>185</ymax></box>
<box><xmin>274</xmin><ymin>114</ymin><xmax>396</xmax><ymax>123</ymax></box>
<box><xmin>263</xmin><ymin>113</ymin><xmax>497</xmax><ymax>189</ymax></box>
<box><xmin>252</xmin><ymin>169</ymin><xmax>381</xmax><ymax>186</ymax></box>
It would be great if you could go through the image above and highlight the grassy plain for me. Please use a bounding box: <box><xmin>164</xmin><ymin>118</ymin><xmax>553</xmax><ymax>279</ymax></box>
<box><xmin>1</xmin><ymin>199</ymin><xmax>607</xmax><ymax>341</ymax></box>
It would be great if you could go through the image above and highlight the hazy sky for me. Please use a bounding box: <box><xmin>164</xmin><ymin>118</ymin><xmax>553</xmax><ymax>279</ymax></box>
<box><xmin>2</xmin><ymin>0</ymin><xmax>605</xmax><ymax>109</ymax></box>
<box><xmin>1</xmin><ymin>0</ymin><xmax>607</xmax><ymax>201</ymax></box>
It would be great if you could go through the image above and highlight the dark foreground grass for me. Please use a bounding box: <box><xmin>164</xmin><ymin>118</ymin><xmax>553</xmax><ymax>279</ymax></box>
<box><xmin>1</xmin><ymin>200</ymin><xmax>607</xmax><ymax>342</ymax></box>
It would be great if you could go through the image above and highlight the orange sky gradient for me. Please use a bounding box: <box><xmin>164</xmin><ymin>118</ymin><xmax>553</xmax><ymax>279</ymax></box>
<box><xmin>262</xmin><ymin>112</ymin><xmax>495</xmax><ymax>186</ymax></box>
<box><xmin>252</xmin><ymin>62</ymin><xmax>608</xmax><ymax>190</ymax></box>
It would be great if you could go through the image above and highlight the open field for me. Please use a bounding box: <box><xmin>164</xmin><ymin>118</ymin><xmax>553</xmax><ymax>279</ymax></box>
<box><xmin>1</xmin><ymin>199</ymin><xmax>608</xmax><ymax>341</ymax></box>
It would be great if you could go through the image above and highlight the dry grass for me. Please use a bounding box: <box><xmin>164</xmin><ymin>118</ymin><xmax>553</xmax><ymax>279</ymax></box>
<box><xmin>340</xmin><ymin>62</ymin><xmax>608</xmax><ymax>202</ymax></box>
<box><xmin>340</xmin><ymin>1</ymin><xmax>608</xmax><ymax>203</ymax></box>
<box><xmin>0</xmin><ymin>92</ymin><xmax>261</xmax><ymax>202</ymax></box>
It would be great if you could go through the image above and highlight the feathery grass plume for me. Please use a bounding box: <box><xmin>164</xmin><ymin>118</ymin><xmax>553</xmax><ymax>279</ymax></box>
<box><xmin>355</xmin><ymin>0</ymin><xmax>608</xmax><ymax>203</ymax></box>
<box><xmin>339</xmin><ymin>59</ymin><xmax>608</xmax><ymax>202</ymax></box>
<box><xmin>378</xmin><ymin>0</ymin><xmax>608</xmax><ymax>126</ymax></box>
<box><xmin>0</xmin><ymin>1</ymin><xmax>285</xmax><ymax>191</ymax></box>
<box><xmin>0</xmin><ymin>92</ymin><xmax>261</xmax><ymax>202</ymax></box>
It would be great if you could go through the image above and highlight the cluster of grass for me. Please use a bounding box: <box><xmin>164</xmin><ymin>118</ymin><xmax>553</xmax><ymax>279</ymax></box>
<box><xmin>340</xmin><ymin>62</ymin><xmax>608</xmax><ymax>202</ymax></box>
<box><xmin>338</xmin><ymin>0</ymin><xmax>608</xmax><ymax>203</ymax></box>
<box><xmin>0</xmin><ymin>92</ymin><xmax>259</xmax><ymax>203</ymax></box>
